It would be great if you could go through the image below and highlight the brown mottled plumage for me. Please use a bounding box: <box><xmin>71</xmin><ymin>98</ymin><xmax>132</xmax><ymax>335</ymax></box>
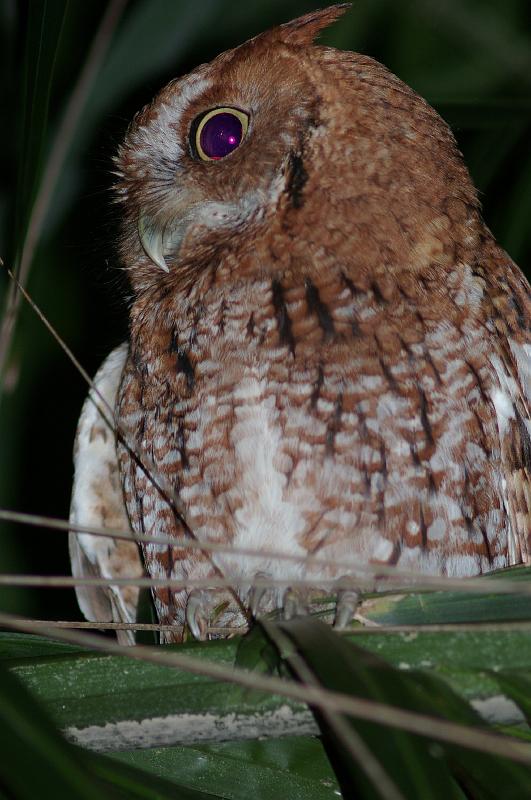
<box><xmin>70</xmin><ymin>6</ymin><xmax>531</xmax><ymax>642</ymax></box>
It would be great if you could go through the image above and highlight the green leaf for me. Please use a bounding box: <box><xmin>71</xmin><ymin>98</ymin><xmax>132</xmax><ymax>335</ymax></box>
<box><xmin>0</xmin><ymin>631</ymin><xmax>88</xmax><ymax>660</ymax></box>
<box><xmin>0</xmin><ymin>658</ymin><xmax>104</xmax><ymax>799</ymax></box>
<box><xmin>362</xmin><ymin>567</ymin><xmax>531</xmax><ymax>625</ymax></box>
<box><xmin>0</xmin><ymin>656</ymin><xmax>220</xmax><ymax>799</ymax></box>
<box><xmin>89</xmin><ymin>753</ymin><xmax>222</xmax><ymax>800</ymax></box>
<box><xmin>1</xmin><ymin>633</ymin><xmax>311</xmax><ymax>751</ymax></box>
<box><xmin>269</xmin><ymin>618</ymin><xmax>464</xmax><ymax>800</ymax></box>
<box><xmin>112</xmin><ymin>737</ymin><xmax>340</xmax><ymax>800</ymax></box>
<box><xmin>346</xmin><ymin>627</ymin><xmax>531</xmax><ymax>701</ymax></box>
<box><xmin>266</xmin><ymin>618</ymin><xmax>531</xmax><ymax>800</ymax></box>
<box><xmin>492</xmin><ymin>671</ymin><xmax>531</xmax><ymax>725</ymax></box>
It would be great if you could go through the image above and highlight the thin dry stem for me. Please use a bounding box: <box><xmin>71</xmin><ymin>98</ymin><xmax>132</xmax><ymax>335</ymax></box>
<box><xmin>2</xmin><ymin>570</ymin><xmax>531</xmax><ymax>598</ymax></box>
<box><xmin>13</xmin><ymin>618</ymin><xmax>531</xmax><ymax>635</ymax></box>
<box><xmin>17</xmin><ymin>619</ymin><xmax>242</xmax><ymax>635</ymax></box>
<box><xmin>1</xmin><ymin>507</ymin><xmax>530</xmax><ymax>596</ymax></box>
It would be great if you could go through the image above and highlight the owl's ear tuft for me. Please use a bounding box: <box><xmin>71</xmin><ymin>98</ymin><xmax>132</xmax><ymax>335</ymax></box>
<box><xmin>276</xmin><ymin>4</ymin><xmax>350</xmax><ymax>47</ymax></box>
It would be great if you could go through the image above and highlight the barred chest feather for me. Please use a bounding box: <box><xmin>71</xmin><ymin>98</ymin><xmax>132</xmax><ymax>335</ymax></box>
<box><xmin>116</xmin><ymin>265</ymin><xmax>518</xmax><ymax>629</ymax></box>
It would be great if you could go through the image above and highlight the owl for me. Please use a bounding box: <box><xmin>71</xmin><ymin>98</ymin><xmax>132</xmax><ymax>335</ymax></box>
<box><xmin>69</xmin><ymin>6</ymin><xmax>531</xmax><ymax>644</ymax></box>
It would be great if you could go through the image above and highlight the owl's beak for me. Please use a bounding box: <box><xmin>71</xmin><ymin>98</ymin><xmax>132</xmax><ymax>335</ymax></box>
<box><xmin>138</xmin><ymin>215</ymin><xmax>170</xmax><ymax>273</ymax></box>
<box><xmin>138</xmin><ymin>197</ymin><xmax>252</xmax><ymax>272</ymax></box>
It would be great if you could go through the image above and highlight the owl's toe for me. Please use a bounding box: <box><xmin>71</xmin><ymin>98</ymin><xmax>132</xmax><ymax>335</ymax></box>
<box><xmin>282</xmin><ymin>587</ymin><xmax>309</xmax><ymax>620</ymax></box>
<box><xmin>185</xmin><ymin>590</ymin><xmax>209</xmax><ymax>640</ymax></box>
<box><xmin>248</xmin><ymin>571</ymin><xmax>275</xmax><ymax>618</ymax></box>
<box><xmin>185</xmin><ymin>589</ymin><xmax>231</xmax><ymax>640</ymax></box>
<box><xmin>331</xmin><ymin>576</ymin><xmax>362</xmax><ymax>629</ymax></box>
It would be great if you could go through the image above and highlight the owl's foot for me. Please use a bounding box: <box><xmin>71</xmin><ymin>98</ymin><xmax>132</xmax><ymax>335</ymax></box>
<box><xmin>282</xmin><ymin>587</ymin><xmax>310</xmax><ymax>620</ymax></box>
<box><xmin>249</xmin><ymin>577</ymin><xmax>310</xmax><ymax>621</ymax></box>
<box><xmin>185</xmin><ymin>589</ymin><xmax>231</xmax><ymax>640</ymax></box>
<box><xmin>247</xmin><ymin>575</ymin><xmax>363</xmax><ymax>630</ymax></box>
<box><xmin>333</xmin><ymin>576</ymin><xmax>361</xmax><ymax>629</ymax></box>
<box><xmin>249</xmin><ymin>572</ymin><xmax>276</xmax><ymax>618</ymax></box>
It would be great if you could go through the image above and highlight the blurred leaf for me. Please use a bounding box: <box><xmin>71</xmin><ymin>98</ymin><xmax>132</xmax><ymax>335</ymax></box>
<box><xmin>269</xmin><ymin>618</ymin><xmax>465</xmax><ymax>800</ymax></box>
<box><xmin>0</xmin><ymin>657</ymin><xmax>224</xmax><ymax>799</ymax></box>
<box><xmin>0</xmin><ymin>658</ymin><xmax>103</xmax><ymax>799</ymax></box>
<box><xmin>44</xmin><ymin>0</ymin><xmax>226</xmax><ymax>236</ymax></box>
<box><xmin>493</xmin><ymin>672</ymin><xmax>531</xmax><ymax>725</ymax></box>
<box><xmin>13</xmin><ymin>0</ymin><xmax>69</xmax><ymax>261</ymax></box>
<box><xmin>269</xmin><ymin>618</ymin><xmax>531</xmax><ymax>800</ymax></box>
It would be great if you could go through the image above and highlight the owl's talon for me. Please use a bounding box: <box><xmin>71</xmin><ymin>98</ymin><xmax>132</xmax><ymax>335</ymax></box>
<box><xmin>250</xmin><ymin>587</ymin><xmax>266</xmax><ymax>617</ymax></box>
<box><xmin>283</xmin><ymin>588</ymin><xmax>308</xmax><ymax>620</ymax></box>
<box><xmin>333</xmin><ymin>577</ymin><xmax>360</xmax><ymax>629</ymax></box>
<box><xmin>185</xmin><ymin>590</ymin><xmax>210</xmax><ymax>640</ymax></box>
<box><xmin>334</xmin><ymin>590</ymin><xmax>360</xmax><ymax>629</ymax></box>
<box><xmin>249</xmin><ymin>572</ymin><xmax>272</xmax><ymax>617</ymax></box>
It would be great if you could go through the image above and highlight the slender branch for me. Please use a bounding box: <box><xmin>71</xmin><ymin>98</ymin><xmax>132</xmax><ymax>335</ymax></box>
<box><xmin>15</xmin><ymin>619</ymin><xmax>242</xmax><ymax>635</ymax></box>
<box><xmin>12</xmin><ymin>618</ymin><xmax>531</xmax><ymax>636</ymax></box>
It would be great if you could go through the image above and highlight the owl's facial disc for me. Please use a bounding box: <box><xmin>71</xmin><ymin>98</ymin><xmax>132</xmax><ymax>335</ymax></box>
<box><xmin>120</xmin><ymin>42</ymin><xmax>317</xmax><ymax>278</ymax></box>
<box><xmin>137</xmin><ymin>106</ymin><xmax>254</xmax><ymax>271</ymax></box>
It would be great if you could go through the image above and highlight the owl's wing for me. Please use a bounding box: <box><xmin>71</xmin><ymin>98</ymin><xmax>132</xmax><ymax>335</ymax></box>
<box><xmin>69</xmin><ymin>343</ymin><xmax>143</xmax><ymax>645</ymax></box>
<box><xmin>489</xmin><ymin>258</ymin><xmax>531</xmax><ymax>564</ymax></box>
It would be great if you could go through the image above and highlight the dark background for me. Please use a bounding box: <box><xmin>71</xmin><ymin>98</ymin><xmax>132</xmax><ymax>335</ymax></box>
<box><xmin>0</xmin><ymin>0</ymin><xmax>530</xmax><ymax>622</ymax></box>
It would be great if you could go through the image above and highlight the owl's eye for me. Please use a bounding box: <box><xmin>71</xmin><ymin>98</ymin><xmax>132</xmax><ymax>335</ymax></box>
<box><xmin>192</xmin><ymin>107</ymin><xmax>249</xmax><ymax>161</ymax></box>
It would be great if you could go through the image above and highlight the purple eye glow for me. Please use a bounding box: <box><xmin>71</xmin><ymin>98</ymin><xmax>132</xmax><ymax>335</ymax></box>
<box><xmin>195</xmin><ymin>108</ymin><xmax>249</xmax><ymax>161</ymax></box>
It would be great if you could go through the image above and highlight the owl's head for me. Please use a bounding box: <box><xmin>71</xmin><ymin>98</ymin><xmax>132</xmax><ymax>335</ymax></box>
<box><xmin>116</xmin><ymin>5</ymin><xmax>480</xmax><ymax>296</ymax></box>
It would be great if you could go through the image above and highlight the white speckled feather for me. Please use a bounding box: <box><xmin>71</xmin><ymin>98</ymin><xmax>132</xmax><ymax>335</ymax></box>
<box><xmin>69</xmin><ymin>343</ymin><xmax>143</xmax><ymax>644</ymax></box>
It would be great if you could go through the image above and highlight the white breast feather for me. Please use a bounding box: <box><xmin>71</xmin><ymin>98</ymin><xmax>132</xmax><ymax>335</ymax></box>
<box><xmin>69</xmin><ymin>342</ymin><xmax>142</xmax><ymax>644</ymax></box>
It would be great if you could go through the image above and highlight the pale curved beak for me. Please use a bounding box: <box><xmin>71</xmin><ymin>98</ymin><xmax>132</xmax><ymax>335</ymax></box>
<box><xmin>138</xmin><ymin>214</ymin><xmax>170</xmax><ymax>273</ymax></box>
<box><xmin>138</xmin><ymin>196</ymin><xmax>251</xmax><ymax>273</ymax></box>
